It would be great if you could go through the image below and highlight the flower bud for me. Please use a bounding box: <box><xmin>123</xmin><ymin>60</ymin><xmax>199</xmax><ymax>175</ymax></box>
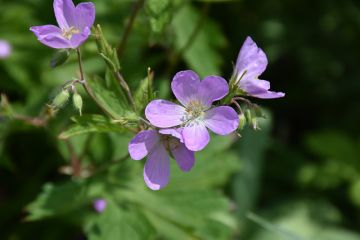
<box><xmin>52</xmin><ymin>89</ymin><xmax>70</xmax><ymax>108</ymax></box>
<box><xmin>93</xmin><ymin>199</ymin><xmax>107</xmax><ymax>213</ymax></box>
<box><xmin>238</xmin><ymin>113</ymin><xmax>246</xmax><ymax>130</ymax></box>
<box><xmin>72</xmin><ymin>93</ymin><xmax>83</xmax><ymax>115</ymax></box>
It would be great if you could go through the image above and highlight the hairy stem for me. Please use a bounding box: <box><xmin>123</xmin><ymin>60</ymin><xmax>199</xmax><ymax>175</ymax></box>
<box><xmin>114</xmin><ymin>71</ymin><xmax>137</xmax><ymax>112</ymax></box>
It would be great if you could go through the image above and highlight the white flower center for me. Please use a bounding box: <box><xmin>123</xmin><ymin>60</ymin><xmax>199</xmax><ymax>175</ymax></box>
<box><xmin>181</xmin><ymin>100</ymin><xmax>206</xmax><ymax>126</ymax></box>
<box><xmin>61</xmin><ymin>26</ymin><xmax>80</xmax><ymax>40</ymax></box>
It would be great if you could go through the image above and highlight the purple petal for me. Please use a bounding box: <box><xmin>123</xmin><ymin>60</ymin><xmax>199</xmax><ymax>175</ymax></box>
<box><xmin>54</xmin><ymin>0</ymin><xmax>76</xmax><ymax>29</ymax></box>
<box><xmin>93</xmin><ymin>199</ymin><xmax>107</xmax><ymax>213</ymax></box>
<box><xmin>235</xmin><ymin>36</ymin><xmax>268</xmax><ymax>82</ymax></box>
<box><xmin>69</xmin><ymin>26</ymin><xmax>91</xmax><ymax>48</ymax></box>
<box><xmin>250</xmin><ymin>90</ymin><xmax>285</xmax><ymax>99</ymax></box>
<box><xmin>74</xmin><ymin>2</ymin><xmax>95</xmax><ymax>30</ymax></box>
<box><xmin>240</xmin><ymin>79</ymin><xmax>285</xmax><ymax>99</ymax></box>
<box><xmin>0</xmin><ymin>40</ymin><xmax>11</xmax><ymax>59</ymax></box>
<box><xmin>30</xmin><ymin>25</ymin><xmax>71</xmax><ymax>49</ymax></box>
<box><xmin>204</xmin><ymin>106</ymin><xmax>239</xmax><ymax>135</ymax></box>
<box><xmin>171</xmin><ymin>142</ymin><xmax>195</xmax><ymax>172</ymax></box>
<box><xmin>198</xmin><ymin>76</ymin><xmax>229</xmax><ymax>107</ymax></box>
<box><xmin>145</xmin><ymin>100</ymin><xmax>186</xmax><ymax>128</ymax></box>
<box><xmin>159</xmin><ymin>128</ymin><xmax>183</xmax><ymax>142</ymax></box>
<box><xmin>182</xmin><ymin>122</ymin><xmax>210</xmax><ymax>151</ymax></box>
<box><xmin>171</xmin><ymin>70</ymin><xmax>201</xmax><ymax>107</ymax></box>
<box><xmin>128</xmin><ymin>130</ymin><xmax>160</xmax><ymax>160</ymax></box>
<box><xmin>144</xmin><ymin>144</ymin><xmax>170</xmax><ymax>190</ymax></box>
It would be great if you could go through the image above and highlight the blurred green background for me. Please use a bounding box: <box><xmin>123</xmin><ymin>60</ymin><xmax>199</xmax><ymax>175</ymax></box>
<box><xmin>1</xmin><ymin>0</ymin><xmax>360</xmax><ymax>239</ymax></box>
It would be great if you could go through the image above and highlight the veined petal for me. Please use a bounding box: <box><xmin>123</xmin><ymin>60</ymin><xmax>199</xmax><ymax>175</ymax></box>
<box><xmin>54</xmin><ymin>0</ymin><xmax>76</xmax><ymax>29</ymax></box>
<box><xmin>171</xmin><ymin>70</ymin><xmax>201</xmax><ymax>107</ymax></box>
<box><xmin>198</xmin><ymin>76</ymin><xmax>229</xmax><ymax>107</ymax></box>
<box><xmin>235</xmin><ymin>36</ymin><xmax>268</xmax><ymax>82</ymax></box>
<box><xmin>128</xmin><ymin>130</ymin><xmax>160</xmax><ymax>160</ymax></box>
<box><xmin>240</xmin><ymin>79</ymin><xmax>285</xmax><ymax>99</ymax></box>
<box><xmin>204</xmin><ymin>106</ymin><xmax>239</xmax><ymax>135</ymax></box>
<box><xmin>30</xmin><ymin>25</ymin><xmax>71</xmax><ymax>49</ymax></box>
<box><xmin>171</xmin><ymin>142</ymin><xmax>195</xmax><ymax>172</ymax></box>
<box><xmin>144</xmin><ymin>144</ymin><xmax>170</xmax><ymax>190</ymax></box>
<box><xmin>69</xmin><ymin>26</ymin><xmax>91</xmax><ymax>48</ymax></box>
<box><xmin>182</xmin><ymin>122</ymin><xmax>210</xmax><ymax>151</ymax></box>
<box><xmin>159</xmin><ymin>128</ymin><xmax>183</xmax><ymax>142</ymax></box>
<box><xmin>145</xmin><ymin>100</ymin><xmax>186</xmax><ymax>128</ymax></box>
<box><xmin>74</xmin><ymin>2</ymin><xmax>95</xmax><ymax>30</ymax></box>
<box><xmin>250</xmin><ymin>90</ymin><xmax>285</xmax><ymax>99</ymax></box>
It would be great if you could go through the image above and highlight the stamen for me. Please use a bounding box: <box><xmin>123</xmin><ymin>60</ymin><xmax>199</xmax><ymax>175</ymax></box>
<box><xmin>61</xmin><ymin>26</ymin><xmax>80</xmax><ymax>40</ymax></box>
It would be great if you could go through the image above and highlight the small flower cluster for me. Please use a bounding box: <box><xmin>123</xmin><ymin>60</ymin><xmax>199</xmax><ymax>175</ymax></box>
<box><xmin>128</xmin><ymin>37</ymin><xmax>285</xmax><ymax>190</ymax></box>
<box><xmin>29</xmin><ymin>0</ymin><xmax>284</xmax><ymax>190</ymax></box>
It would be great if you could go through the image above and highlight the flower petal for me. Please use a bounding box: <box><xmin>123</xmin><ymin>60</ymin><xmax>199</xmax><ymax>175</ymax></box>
<box><xmin>240</xmin><ymin>79</ymin><xmax>285</xmax><ymax>99</ymax></box>
<box><xmin>145</xmin><ymin>100</ymin><xmax>186</xmax><ymax>128</ymax></box>
<box><xmin>250</xmin><ymin>90</ymin><xmax>285</xmax><ymax>99</ymax></box>
<box><xmin>30</xmin><ymin>25</ymin><xmax>71</xmax><ymax>49</ymax></box>
<box><xmin>159</xmin><ymin>128</ymin><xmax>183</xmax><ymax>142</ymax></box>
<box><xmin>182</xmin><ymin>122</ymin><xmax>210</xmax><ymax>151</ymax></box>
<box><xmin>198</xmin><ymin>76</ymin><xmax>229</xmax><ymax>107</ymax></box>
<box><xmin>128</xmin><ymin>130</ymin><xmax>160</xmax><ymax>160</ymax></box>
<box><xmin>74</xmin><ymin>2</ymin><xmax>95</xmax><ymax>30</ymax></box>
<box><xmin>69</xmin><ymin>26</ymin><xmax>91</xmax><ymax>48</ymax></box>
<box><xmin>235</xmin><ymin>36</ymin><xmax>268</xmax><ymax>82</ymax></box>
<box><xmin>171</xmin><ymin>70</ymin><xmax>201</xmax><ymax>107</ymax></box>
<box><xmin>54</xmin><ymin>0</ymin><xmax>76</xmax><ymax>29</ymax></box>
<box><xmin>204</xmin><ymin>106</ymin><xmax>239</xmax><ymax>135</ymax></box>
<box><xmin>144</xmin><ymin>144</ymin><xmax>170</xmax><ymax>190</ymax></box>
<box><xmin>171</xmin><ymin>142</ymin><xmax>195</xmax><ymax>172</ymax></box>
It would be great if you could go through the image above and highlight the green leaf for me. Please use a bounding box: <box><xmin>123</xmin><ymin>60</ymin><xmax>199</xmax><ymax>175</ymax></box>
<box><xmin>172</xmin><ymin>4</ymin><xmax>227</xmax><ymax>77</ymax></box>
<box><xmin>58</xmin><ymin>114</ymin><xmax>129</xmax><ymax>139</ymax></box>
<box><xmin>86</xmin><ymin>200</ymin><xmax>155</xmax><ymax>240</ymax></box>
<box><xmin>50</xmin><ymin>49</ymin><xmax>71</xmax><ymax>68</ymax></box>
<box><xmin>26</xmin><ymin>180</ymin><xmax>102</xmax><ymax>221</ymax></box>
<box><xmin>146</xmin><ymin>0</ymin><xmax>172</xmax><ymax>34</ymax></box>
<box><xmin>86</xmin><ymin>74</ymin><xmax>133</xmax><ymax>119</ymax></box>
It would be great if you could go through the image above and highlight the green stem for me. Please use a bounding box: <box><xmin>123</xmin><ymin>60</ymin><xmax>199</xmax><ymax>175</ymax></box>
<box><xmin>117</xmin><ymin>0</ymin><xmax>145</xmax><ymax>59</ymax></box>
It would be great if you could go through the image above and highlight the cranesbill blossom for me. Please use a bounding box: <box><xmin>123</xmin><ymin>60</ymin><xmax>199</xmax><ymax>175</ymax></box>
<box><xmin>145</xmin><ymin>70</ymin><xmax>239</xmax><ymax>152</ymax></box>
<box><xmin>0</xmin><ymin>40</ymin><xmax>11</xmax><ymax>59</ymax></box>
<box><xmin>128</xmin><ymin>129</ymin><xmax>195</xmax><ymax>190</ymax></box>
<box><xmin>235</xmin><ymin>36</ymin><xmax>285</xmax><ymax>99</ymax></box>
<box><xmin>30</xmin><ymin>0</ymin><xmax>95</xmax><ymax>49</ymax></box>
<box><xmin>93</xmin><ymin>199</ymin><xmax>107</xmax><ymax>213</ymax></box>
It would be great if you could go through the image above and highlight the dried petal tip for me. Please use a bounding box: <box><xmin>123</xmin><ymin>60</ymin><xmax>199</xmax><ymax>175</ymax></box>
<box><xmin>93</xmin><ymin>199</ymin><xmax>107</xmax><ymax>213</ymax></box>
<box><xmin>0</xmin><ymin>40</ymin><xmax>11</xmax><ymax>59</ymax></box>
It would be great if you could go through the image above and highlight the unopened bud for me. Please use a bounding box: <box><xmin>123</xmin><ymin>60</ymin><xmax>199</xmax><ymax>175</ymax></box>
<box><xmin>52</xmin><ymin>89</ymin><xmax>70</xmax><ymax>108</ymax></box>
<box><xmin>73</xmin><ymin>93</ymin><xmax>83</xmax><ymax>115</ymax></box>
<box><xmin>238</xmin><ymin>114</ymin><xmax>246</xmax><ymax>130</ymax></box>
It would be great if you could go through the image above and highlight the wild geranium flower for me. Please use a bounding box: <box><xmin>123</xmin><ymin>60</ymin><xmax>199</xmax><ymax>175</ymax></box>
<box><xmin>145</xmin><ymin>70</ymin><xmax>239</xmax><ymax>151</ymax></box>
<box><xmin>128</xmin><ymin>129</ymin><xmax>195</xmax><ymax>190</ymax></box>
<box><xmin>0</xmin><ymin>40</ymin><xmax>11</xmax><ymax>59</ymax></box>
<box><xmin>30</xmin><ymin>0</ymin><xmax>95</xmax><ymax>49</ymax></box>
<box><xmin>93</xmin><ymin>199</ymin><xmax>107</xmax><ymax>213</ymax></box>
<box><xmin>234</xmin><ymin>36</ymin><xmax>285</xmax><ymax>99</ymax></box>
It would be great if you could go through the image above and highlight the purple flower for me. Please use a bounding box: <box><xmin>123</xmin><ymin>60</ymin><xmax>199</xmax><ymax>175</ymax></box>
<box><xmin>128</xmin><ymin>129</ymin><xmax>195</xmax><ymax>190</ymax></box>
<box><xmin>0</xmin><ymin>40</ymin><xmax>11</xmax><ymax>59</ymax></box>
<box><xmin>93</xmin><ymin>199</ymin><xmax>107</xmax><ymax>213</ymax></box>
<box><xmin>235</xmin><ymin>36</ymin><xmax>285</xmax><ymax>99</ymax></box>
<box><xmin>145</xmin><ymin>70</ymin><xmax>239</xmax><ymax>151</ymax></box>
<box><xmin>30</xmin><ymin>0</ymin><xmax>95</xmax><ymax>49</ymax></box>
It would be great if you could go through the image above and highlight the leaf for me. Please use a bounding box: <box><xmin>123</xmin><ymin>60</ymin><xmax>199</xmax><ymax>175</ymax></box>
<box><xmin>50</xmin><ymin>49</ymin><xmax>71</xmax><ymax>68</ymax></box>
<box><xmin>58</xmin><ymin>114</ymin><xmax>129</xmax><ymax>139</ymax></box>
<box><xmin>85</xmin><ymin>199</ymin><xmax>155</xmax><ymax>240</ymax></box>
<box><xmin>171</xmin><ymin>4</ymin><xmax>227</xmax><ymax>77</ymax></box>
<box><xmin>26</xmin><ymin>180</ymin><xmax>102</xmax><ymax>221</ymax></box>
<box><xmin>146</xmin><ymin>0</ymin><xmax>172</xmax><ymax>34</ymax></box>
<box><xmin>86</xmin><ymin>74</ymin><xmax>133</xmax><ymax>119</ymax></box>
